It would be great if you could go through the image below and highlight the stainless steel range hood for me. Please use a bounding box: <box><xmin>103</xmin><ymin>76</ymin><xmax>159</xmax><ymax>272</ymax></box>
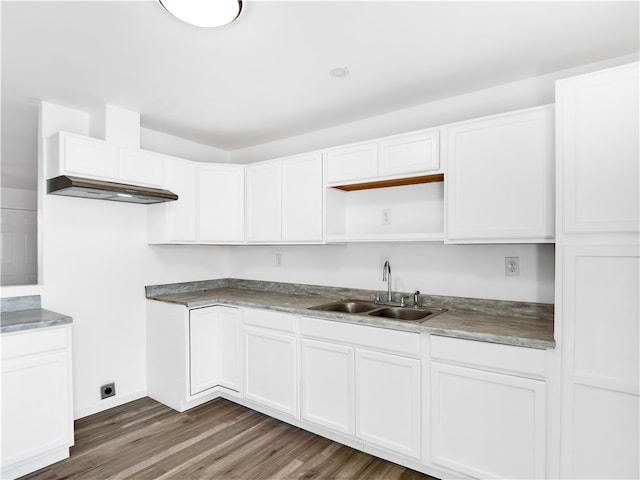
<box><xmin>47</xmin><ymin>175</ymin><xmax>178</xmax><ymax>204</ymax></box>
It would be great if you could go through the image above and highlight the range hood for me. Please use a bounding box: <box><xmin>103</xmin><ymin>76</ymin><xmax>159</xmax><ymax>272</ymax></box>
<box><xmin>47</xmin><ymin>175</ymin><xmax>178</xmax><ymax>204</ymax></box>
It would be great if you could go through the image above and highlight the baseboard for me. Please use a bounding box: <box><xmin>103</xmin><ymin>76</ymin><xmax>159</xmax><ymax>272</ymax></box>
<box><xmin>74</xmin><ymin>390</ymin><xmax>147</xmax><ymax>419</ymax></box>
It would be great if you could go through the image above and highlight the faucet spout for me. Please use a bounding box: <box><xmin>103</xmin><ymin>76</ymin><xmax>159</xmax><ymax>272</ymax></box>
<box><xmin>382</xmin><ymin>261</ymin><xmax>392</xmax><ymax>302</ymax></box>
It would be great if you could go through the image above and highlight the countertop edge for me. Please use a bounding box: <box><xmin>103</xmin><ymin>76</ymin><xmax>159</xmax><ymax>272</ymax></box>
<box><xmin>146</xmin><ymin>290</ymin><xmax>555</xmax><ymax>350</ymax></box>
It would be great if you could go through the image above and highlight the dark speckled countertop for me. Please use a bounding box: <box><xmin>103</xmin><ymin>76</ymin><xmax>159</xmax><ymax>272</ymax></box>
<box><xmin>146</xmin><ymin>279</ymin><xmax>555</xmax><ymax>349</ymax></box>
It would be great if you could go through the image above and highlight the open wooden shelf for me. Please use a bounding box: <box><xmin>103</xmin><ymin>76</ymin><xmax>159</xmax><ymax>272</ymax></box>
<box><xmin>330</xmin><ymin>173</ymin><xmax>444</xmax><ymax>191</ymax></box>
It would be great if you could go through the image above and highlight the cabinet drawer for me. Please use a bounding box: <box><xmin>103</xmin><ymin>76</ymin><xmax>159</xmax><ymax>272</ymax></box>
<box><xmin>243</xmin><ymin>308</ymin><xmax>297</xmax><ymax>333</ymax></box>
<box><xmin>300</xmin><ymin>316</ymin><xmax>420</xmax><ymax>357</ymax></box>
<box><xmin>2</xmin><ymin>326</ymin><xmax>69</xmax><ymax>360</ymax></box>
<box><xmin>430</xmin><ymin>335</ymin><xmax>546</xmax><ymax>378</ymax></box>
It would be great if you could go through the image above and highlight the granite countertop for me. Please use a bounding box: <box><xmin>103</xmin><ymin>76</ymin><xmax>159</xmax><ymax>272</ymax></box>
<box><xmin>146</xmin><ymin>279</ymin><xmax>555</xmax><ymax>349</ymax></box>
<box><xmin>1</xmin><ymin>295</ymin><xmax>72</xmax><ymax>333</ymax></box>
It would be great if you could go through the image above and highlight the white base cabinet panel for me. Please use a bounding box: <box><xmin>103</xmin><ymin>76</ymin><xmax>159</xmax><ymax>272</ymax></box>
<box><xmin>147</xmin><ymin>301</ymin><xmax>241</xmax><ymax>412</ymax></box>
<box><xmin>356</xmin><ymin>349</ymin><xmax>421</xmax><ymax>459</ymax></box>
<box><xmin>1</xmin><ymin>325</ymin><xmax>73</xmax><ymax>480</ymax></box>
<box><xmin>243</xmin><ymin>309</ymin><xmax>298</xmax><ymax>418</ymax></box>
<box><xmin>430</xmin><ymin>362</ymin><xmax>546</xmax><ymax>479</ymax></box>
<box><xmin>301</xmin><ymin>338</ymin><xmax>354</xmax><ymax>435</ymax></box>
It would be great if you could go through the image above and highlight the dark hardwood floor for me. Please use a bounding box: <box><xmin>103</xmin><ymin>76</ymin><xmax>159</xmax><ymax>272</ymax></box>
<box><xmin>23</xmin><ymin>397</ymin><xmax>437</xmax><ymax>480</ymax></box>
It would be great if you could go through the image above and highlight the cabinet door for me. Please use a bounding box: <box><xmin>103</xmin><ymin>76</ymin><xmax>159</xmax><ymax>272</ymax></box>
<box><xmin>189</xmin><ymin>307</ymin><xmax>220</xmax><ymax>396</ymax></box>
<box><xmin>430</xmin><ymin>362</ymin><xmax>546</xmax><ymax>479</ymax></box>
<box><xmin>559</xmin><ymin>245</ymin><xmax>639</xmax><ymax>479</ymax></box>
<box><xmin>246</xmin><ymin>161</ymin><xmax>282</xmax><ymax>241</ymax></box>
<box><xmin>326</xmin><ymin>142</ymin><xmax>377</xmax><ymax>183</ymax></box>
<box><xmin>378</xmin><ymin>129</ymin><xmax>440</xmax><ymax>177</ymax></box>
<box><xmin>198</xmin><ymin>164</ymin><xmax>245</xmax><ymax>242</ymax></box>
<box><xmin>62</xmin><ymin>132</ymin><xmax>119</xmax><ymax>179</ymax></box>
<box><xmin>167</xmin><ymin>158</ymin><xmax>197</xmax><ymax>242</ymax></box>
<box><xmin>244</xmin><ymin>326</ymin><xmax>297</xmax><ymax>416</ymax></box>
<box><xmin>1</xmin><ymin>351</ymin><xmax>72</xmax><ymax>471</ymax></box>
<box><xmin>282</xmin><ymin>153</ymin><xmax>323</xmax><ymax>242</ymax></box>
<box><xmin>557</xmin><ymin>62</ymin><xmax>639</xmax><ymax>234</ymax></box>
<box><xmin>301</xmin><ymin>338</ymin><xmax>354</xmax><ymax>435</ymax></box>
<box><xmin>445</xmin><ymin>106</ymin><xmax>554</xmax><ymax>242</ymax></box>
<box><xmin>355</xmin><ymin>349</ymin><xmax>421</xmax><ymax>459</ymax></box>
<box><xmin>218</xmin><ymin>307</ymin><xmax>242</xmax><ymax>392</ymax></box>
<box><xmin>119</xmin><ymin>148</ymin><xmax>166</xmax><ymax>187</ymax></box>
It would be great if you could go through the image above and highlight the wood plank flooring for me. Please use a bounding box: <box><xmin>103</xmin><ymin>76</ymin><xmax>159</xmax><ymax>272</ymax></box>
<box><xmin>23</xmin><ymin>397</ymin><xmax>437</xmax><ymax>480</ymax></box>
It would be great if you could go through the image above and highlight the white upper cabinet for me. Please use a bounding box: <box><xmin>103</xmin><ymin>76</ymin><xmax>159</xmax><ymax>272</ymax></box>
<box><xmin>282</xmin><ymin>153</ymin><xmax>323</xmax><ymax>242</ymax></box>
<box><xmin>48</xmin><ymin>131</ymin><xmax>119</xmax><ymax>180</ymax></box>
<box><xmin>246</xmin><ymin>152</ymin><xmax>323</xmax><ymax>243</ymax></box>
<box><xmin>326</xmin><ymin>142</ymin><xmax>378</xmax><ymax>183</ymax></box>
<box><xmin>47</xmin><ymin>131</ymin><xmax>166</xmax><ymax>188</ymax></box>
<box><xmin>378</xmin><ymin>130</ymin><xmax>440</xmax><ymax>177</ymax></box>
<box><xmin>246</xmin><ymin>160</ymin><xmax>282</xmax><ymax>242</ymax></box>
<box><xmin>326</xmin><ymin>128</ymin><xmax>440</xmax><ymax>185</ymax></box>
<box><xmin>148</xmin><ymin>157</ymin><xmax>198</xmax><ymax>243</ymax></box>
<box><xmin>444</xmin><ymin>105</ymin><xmax>555</xmax><ymax>243</ymax></box>
<box><xmin>556</xmin><ymin>62</ymin><xmax>639</xmax><ymax>235</ymax></box>
<box><xmin>119</xmin><ymin>148</ymin><xmax>166</xmax><ymax>188</ymax></box>
<box><xmin>198</xmin><ymin>164</ymin><xmax>245</xmax><ymax>243</ymax></box>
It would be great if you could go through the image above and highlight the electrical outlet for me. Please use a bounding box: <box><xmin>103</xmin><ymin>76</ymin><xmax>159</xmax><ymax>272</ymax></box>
<box><xmin>275</xmin><ymin>253</ymin><xmax>282</xmax><ymax>267</ymax></box>
<box><xmin>505</xmin><ymin>257</ymin><xmax>520</xmax><ymax>277</ymax></box>
<box><xmin>382</xmin><ymin>208</ymin><xmax>391</xmax><ymax>225</ymax></box>
<box><xmin>100</xmin><ymin>382</ymin><xmax>116</xmax><ymax>399</ymax></box>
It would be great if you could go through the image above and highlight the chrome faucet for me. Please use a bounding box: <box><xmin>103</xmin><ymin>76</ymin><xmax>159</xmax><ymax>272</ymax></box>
<box><xmin>382</xmin><ymin>260</ymin><xmax>392</xmax><ymax>303</ymax></box>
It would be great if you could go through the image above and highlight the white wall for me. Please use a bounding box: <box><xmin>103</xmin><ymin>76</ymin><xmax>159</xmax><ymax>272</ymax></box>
<box><xmin>229</xmin><ymin>243</ymin><xmax>555</xmax><ymax>303</ymax></box>
<box><xmin>0</xmin><ymin>102</ymin><xmax>231</xmax><ymax>419</ymax></box>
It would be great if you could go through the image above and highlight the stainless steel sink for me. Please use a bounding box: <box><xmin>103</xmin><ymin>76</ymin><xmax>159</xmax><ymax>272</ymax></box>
<box><xmin>308</xmin><ymin>300</ymin><xmax>446</xmax><ymax>322</ymax></box>
<box><xmin>308</xmin><ymin>300</ymin><xmax>378</xmax><ymax>314</ymax></box>
<box><xmin>367</xmin><ymin>307</ymin><xmax>444</xmax><ymax>321</ymax></box>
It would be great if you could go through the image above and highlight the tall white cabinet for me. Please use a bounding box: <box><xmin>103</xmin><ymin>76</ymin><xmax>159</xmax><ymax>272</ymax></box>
<box><xmin>555</xmin><ymin>62</ymin><xmax>639</xmax><ymax>479</ymax></box>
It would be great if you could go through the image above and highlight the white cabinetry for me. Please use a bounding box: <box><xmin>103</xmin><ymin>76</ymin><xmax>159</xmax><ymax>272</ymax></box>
<box><xmin>246</xmin><ymin>152</ymin><xmax>323</xmax><ymax>243</ymax></box>
<box><xmin>47</xmin><ymin>131</ymin><xmax>166</xmax><ymax>187</ymax></box>
<box><xmin>146</xmin><ymin>301</ymin><xmax>242</xmax><ymax>412</ymax></box>
<box><xmin>246</xmin><ymin>160</ymin><xmax>282</xmax><ymax>242</ymax></box>
<box><xmin>243</xmin><ymin>309</ymin><xmax>298</xmax><ymax>418</ymax></box>
<box><xmin>556</xmin><ymin>63</ymin><xmax>639</xmax><ymax>480</ymax></box>
<box><xmin>1</xmin><ymin>325</ymin><xmax>74</xmax><ymax>480</ymax></box>
<box><xmin>198</xmin><ymin>163</ymin><xmax>245</xmax><ymax>243</ymax></box>
<box><xmin>326</xmin><ymin>128</ymin><xmax>440</xmax><ymax>184</ymax></box>
<box><xmin>149</xmin><ymin>160</ymin><xmax>245</xmax><ymax>244</ymax></box>
<box><xmin>148</xmin><ymin>157</ymin><xmax>198</xmax><ymax>243</ymax></box>
<box><xmin>445</xmin><ymin>105</ymin><xmax>554</xmax><ymax>243</ymax></box>
<box><xmin>557</xmin><ymin>63</ymin><xmax>639</xmax><ymax>235</ymax></box>
<box><xmin>429</xmin><ymin>335</ymin><xmax>547</xmax><ymax>479</ymax></box>
<box><xmin>300</xmin><ymin>316</ymin><xmax>421</xmax><ymax>459</ymax></box>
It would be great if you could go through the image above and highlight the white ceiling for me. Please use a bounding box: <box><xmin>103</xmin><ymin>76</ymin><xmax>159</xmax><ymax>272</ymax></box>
<box><xmin>2</xmin><ymin>0</ymin><xmax>639</xmax><ymax>190</ymax></box>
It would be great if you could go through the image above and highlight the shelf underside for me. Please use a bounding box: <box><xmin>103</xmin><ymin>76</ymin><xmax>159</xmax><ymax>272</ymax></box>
<box><xmin>330</xmin><ymin>173</ymin><xmax>444</xmax><ymax>191</ymax></box>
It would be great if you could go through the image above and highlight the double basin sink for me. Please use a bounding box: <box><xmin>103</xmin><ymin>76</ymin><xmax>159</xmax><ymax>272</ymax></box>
<box><xmin>308</xmin><ymin>299</ymin><xmax>447</xmax><ymax>322</ymax></box>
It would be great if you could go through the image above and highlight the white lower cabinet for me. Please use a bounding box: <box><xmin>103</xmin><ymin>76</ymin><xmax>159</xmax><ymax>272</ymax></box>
<box><xmin>147</xmin><ymin>301</ymin><xmax>241</xmax><ymax>412</ymax></box>
<box><xmin>300</xmin><ymin>316</ymin><xmax>422</xmax><ymax>460</ymax></box>
<box><xmin>429</xmin><ymin>335</ymin><xmax>547</xmax><ymax>479</ymax></box>
<box><xmin>356</xmin><ymin>349</ymin><xmax>421</xmax><ymax>458</ymax></box>
<box><xmin>243</xmin><ymin>309</ymin><xmax>298</xmax><ymax>418</ymax></box>
<box><xmin>301</xmin><ymin>338</ymin><xmax>354</xmax><ymax>435</ymax></box>
<box><xmin>1</xmin><ymin>325</ymin><xmax>74</xmax><ymax>480</ymax></box>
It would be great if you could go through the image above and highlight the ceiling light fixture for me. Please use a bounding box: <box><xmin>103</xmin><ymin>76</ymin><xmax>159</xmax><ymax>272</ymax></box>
<box><xmin>329</xmin><ymin>67</ymin><xmax>350</xmax><ymax>78</ymax></box>
<box><xmin>159</xmin><ymin>0</ymin><xmax>242</xmax><ymax>28</ymax></box>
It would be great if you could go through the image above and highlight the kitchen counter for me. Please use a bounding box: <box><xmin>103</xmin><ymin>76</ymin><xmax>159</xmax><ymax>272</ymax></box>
<box><xmin>146</xmin><ymin>279</ymin><xmax>555</xmax><ymax>349</ymax></box>
<box><xmin>1</xmin><ymin>295</ymin><xmax>72</xmax><ymax>333</ymax></box>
